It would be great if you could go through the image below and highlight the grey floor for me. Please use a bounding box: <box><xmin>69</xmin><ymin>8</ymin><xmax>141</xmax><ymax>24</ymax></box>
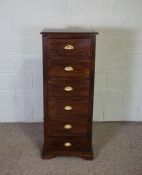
<box><xmin>0</xmin><ymin>122</ymin><xmax>142</xmax><ymax>175</ymax></box>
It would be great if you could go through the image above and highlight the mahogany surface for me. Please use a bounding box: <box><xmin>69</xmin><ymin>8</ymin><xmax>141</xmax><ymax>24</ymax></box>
<box><xmin>41</xmin><ymin>31</ymin><xmax>98</xmax><ymax>160</ymax></box>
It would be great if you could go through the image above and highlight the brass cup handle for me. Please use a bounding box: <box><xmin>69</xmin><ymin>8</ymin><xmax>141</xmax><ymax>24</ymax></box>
<box><xmin>64</xmin><ymin>66</ymin><xmax>74</xmax><ymax>71</ymax></box>
<box><xmin>64</xmin><ymin>86</ymin><xmax>73</xmax><ymax>92</ymax></box>
<box><xmin>64</xmin><ymin>44</ymin><xmax>74</xmax><ymax>50</ymax></box>
<box><xmin>64</xmin><ymin>142</ymin><xmax>72</xmax><ymax>147</ymax></box>
<box><xmin>64</xmin><ymin>106</ymin><xmax>72</xmax><ymax>111</ymax></box>
<box><xmin>64</xmin><ymin>124</ymin><xmax>72</xmax><ymax>129</ymax></box>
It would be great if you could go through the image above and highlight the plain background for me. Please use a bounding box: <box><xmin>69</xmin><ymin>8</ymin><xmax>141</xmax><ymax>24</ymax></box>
<box><xmin>0</xmin><ymin>0</ymin><xmax>142</xmax><ymax>122</ymax></box>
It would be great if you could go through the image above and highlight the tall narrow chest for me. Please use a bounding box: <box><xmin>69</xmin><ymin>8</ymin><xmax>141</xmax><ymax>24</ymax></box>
<box><xmin>41</xmin><ymin>31</ymin><xmax>98</xmax><ymax>160</ymax></box>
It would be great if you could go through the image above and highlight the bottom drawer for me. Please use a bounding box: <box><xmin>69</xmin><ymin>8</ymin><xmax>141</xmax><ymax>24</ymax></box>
<box><xmin>45</xmin><ymin>136</ymin><xmax>91</xmax><ymax>152</ymax></box>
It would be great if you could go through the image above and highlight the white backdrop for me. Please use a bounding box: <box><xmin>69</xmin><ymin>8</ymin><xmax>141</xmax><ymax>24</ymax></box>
<box><xmin>0</xmin><ymin>0</ymin><xmax>142</xmax><ymax>122</ymax></box>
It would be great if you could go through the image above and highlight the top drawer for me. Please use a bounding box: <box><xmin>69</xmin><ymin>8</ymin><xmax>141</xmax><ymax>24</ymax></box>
<box><xmin>47</xmin><ymin>39</ymin><xmax>91</xmax><ymax>56</ymax></box>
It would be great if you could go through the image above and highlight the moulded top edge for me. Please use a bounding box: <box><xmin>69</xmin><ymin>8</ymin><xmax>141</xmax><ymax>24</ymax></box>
<box><xmin>40</xmin><ymin>29</ymin><xmax>98</xmax><ymax>35</ymax></box>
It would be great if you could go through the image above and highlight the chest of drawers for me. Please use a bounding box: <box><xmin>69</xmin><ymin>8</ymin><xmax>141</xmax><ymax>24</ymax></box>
<box><xmin>41</xmin><ymin>31</ymin><xmax>98</xmax><ymax>160</ymax></box>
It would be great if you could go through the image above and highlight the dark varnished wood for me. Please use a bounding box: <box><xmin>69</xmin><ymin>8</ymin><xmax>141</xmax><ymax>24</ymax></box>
<box><xmin>42</xmin><ymin>150</ymin><xmax>93</xmax><ymax>160</ymax></box>
<box><xmin>42</xmin><ymin>136</ymin><xmax>93</xmax><ymax>160</ymax></box>
<box><xmin>41</xmin><ymin>31</ymin><xmax>98</xmax><ymax>160</ymax></box>
<box><xmin>44</xmin><ymin>136</ymin><xmax>91</xmax><ymax>152</ymax></box>
<box><xmin>48</xmin><ymin>119</ymin><xmax>88</xmax><ymax>136</ymax></box>
<box><xmin>47</xmin><ymin>80</ymin><xmax>89</xmax><ymax>97</ymax></box>
<box><xmin>47</xmin><ymin>98</ymin><xmax>89</xmax><ymax>117</ymax></box>
<box><xmin>47</xmin><ymin>39</ymin><xmax>91</xmax><ymax>56</ymax></box>
<box><xmin>48</xmin><ymin>55</ymin><xmax>92</xmax><ymax>61</ymax></box>
<box><xmin>47</xmin><ymin>60</ymin><xmax>90</xmax><ymax>79</ymax></box>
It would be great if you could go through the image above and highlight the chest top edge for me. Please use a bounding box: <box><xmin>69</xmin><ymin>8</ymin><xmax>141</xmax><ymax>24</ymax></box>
<box><xmin>40</xmin><ymin>30</ymin><xmax>99</xmax><ymax>36</ymax></box>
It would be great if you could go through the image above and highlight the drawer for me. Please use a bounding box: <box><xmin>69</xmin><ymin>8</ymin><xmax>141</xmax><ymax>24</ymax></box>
<box><xmin>48</xmin><ymin>119</ymin><xmax>87</xmax><ymax>136</ymax></box>
<box><xmin>47</xmin><ymin>80</ymin><xmax>89</xmax><ymax>97</ymax></box>
<box><xmin>45</xmin><ymin>136</ymin><xmax>91</xmax><ymax>152</ymax></box>
<box><xmin>47</xmin><ymin>98</ymin><xmax>89</xmax><ymax>117</ymax></box>
<box><xmin>47</xmin><ymin>39</ymin><xmax>91</xmax><ymax>56</ymax></box>
<box><xmin>47</xmin><ymin>60</ymin><xmax>90</xmax><ymax>79</ymax></box>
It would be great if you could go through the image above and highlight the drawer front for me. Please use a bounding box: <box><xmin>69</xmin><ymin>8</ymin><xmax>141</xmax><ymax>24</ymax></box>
<box><xmin>48</xmin><ymin>120</ymin><xmax>87</xmax><ymax>136</ymax></box>
<box><xmin>47</xmin><ymin>39</ymin><xmax>91</xmax><ymax>56</ymax></box>
<box><xmin>48</xmin><ymin>113</ymin><xmax>86</xmax><ymax>121</ymax></box>
<box><xmin>47</xmin><ymin>61</ymin><xmax>90</xmax><ymax>79</ymax></box>
<box><xmin>47</xmin><ymin>98</ymin><xmax>89</xmax><ymax>117</ymax></box>
<box><xmin>47</xmin><ymin>80</ymin><xmax>89</xmax><ymax>97</ymax></box>
<box><xmin>45</xmin><ymin>136</ymin><xmax>91</xmax><ymax>152</ymax></box>
<box><xmin>47</xmin><ymin>55</ymin><xmax>90</xmax><ymax>61</ymax></box>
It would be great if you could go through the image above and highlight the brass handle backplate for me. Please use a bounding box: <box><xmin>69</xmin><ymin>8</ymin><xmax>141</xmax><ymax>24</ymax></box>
<box><xmin>64</xmin><ymin>142</ymin><xmax>72</xmax><ymax>147</ymax></box>
<box><xmin>64</xmin><ymin>124</ymin><xmax>72</xmax><ymax>129</ymax></box>
<box><xmin>64</xmin><ymin>66</ymin><xmax>74</xmax><ymax>71</ymax></box>
<box><xmin>64</xmin><ymin>45</ymin><xmax>74</xmax><ymax>50</ymax></box>
<box><xmin>64</xmin><ymin>106</ymin><xmax>72</xmax><ymax>110</ymax></box>
<box><xmin>64</xmin><ymin>86</ymin><xmax>73</xmax><ymax>92</ymax></box>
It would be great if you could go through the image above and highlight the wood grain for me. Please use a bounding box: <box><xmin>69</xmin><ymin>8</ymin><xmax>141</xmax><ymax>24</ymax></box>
<box><xmin>47</xmin><ymin>38</ymin><xmax>91</xmax><ymax>56</ymax></box>
<box><xmin>41</xmin><ymin>32</ymin><xmax>97</xmax><ymax>160</ymax></box>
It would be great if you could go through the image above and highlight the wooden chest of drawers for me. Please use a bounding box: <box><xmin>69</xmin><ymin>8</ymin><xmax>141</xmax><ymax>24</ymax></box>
<box><xmin>41</xmin><ymin>31</ymin><xmax>98</xmax><ymax>160</ymax></box>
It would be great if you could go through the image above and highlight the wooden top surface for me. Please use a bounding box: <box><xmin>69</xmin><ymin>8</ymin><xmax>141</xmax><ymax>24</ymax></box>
<box><xmin>40</xmin><ymin>29</ymin><xmax>98</xmax><ymax>35</ymax></box>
